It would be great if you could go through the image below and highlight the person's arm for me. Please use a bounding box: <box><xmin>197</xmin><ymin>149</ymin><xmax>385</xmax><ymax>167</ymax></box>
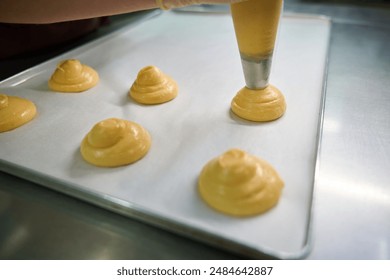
<box><xmin>0</xmin><ymin>0</ymin><xmax>245</xmax><ymax>24</ymax></box>
<box><xmin>0</xmin><ymin>0</ymin><xmax>158</xmax><ymax>24</ymax></box>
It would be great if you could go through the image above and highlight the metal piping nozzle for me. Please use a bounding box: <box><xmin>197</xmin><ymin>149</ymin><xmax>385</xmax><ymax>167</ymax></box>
<box><xmin>240</xmin><ymin>55</ymin><xmax>273</xmax><ymax>90</ymax></box>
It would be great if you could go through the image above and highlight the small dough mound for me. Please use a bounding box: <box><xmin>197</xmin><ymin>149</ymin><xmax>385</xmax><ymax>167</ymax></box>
<box><xmin>231</xmin><ymin>85</ymin><xmax>286</xmax><ymax>122</ymax></box>
<box><xmin>48</xmin><ymin>59</ymin><xmax>99</xmax><ymax>92</ymax></box>
<box><xmin>129</xmin><ymin>66</ymin><xmax>178</xmax><ymax>104</ymax></box>
<box><xmin>198</xmin><ymin>149</ymin><xmax>284</xmax><ymax>217</ymax></box>
<box><xmin>0</xmin><ymin>94</ymin><xmax>37</xmax><ymax>132</ymax></box>
<box><xmin>80</xmin><ymin>118</ymin><xmax>151</xmax><ymax>167</ymax></box>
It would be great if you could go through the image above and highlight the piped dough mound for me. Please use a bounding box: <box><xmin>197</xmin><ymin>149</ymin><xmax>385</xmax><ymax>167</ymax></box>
<box><xmin>231</xmin><ymin>85</ymin><xmax>286</xmax><ymax>122</ymax></box>
<box><xmin>80</xmin><ymin>118</ymin><xmax>151</xmax><ymax>167</ymax></box>
<box><xmin>0</xmin><ymin>94</ymin><xmax>37</xmax><ymax>132</ymax></box>
<box><xmin>48</xmin><ymin>59</ymin><xmax>99</xmax><ymax>92</ymax></box>
<box><xmin>129</xmin><ymin>66</ymin><xmax>178</xmax><ymax>104</ymax></box>
<box><xmin>198</xmin><ymin>149</ymin><xmax>284</xmax><ymax>217</ymax></box>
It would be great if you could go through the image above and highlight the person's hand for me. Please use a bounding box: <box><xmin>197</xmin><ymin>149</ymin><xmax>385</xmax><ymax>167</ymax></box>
<box><xmin>156</xmin><ymin>0</ymin><xmax>247</xmax><ymax>10</ymax></box>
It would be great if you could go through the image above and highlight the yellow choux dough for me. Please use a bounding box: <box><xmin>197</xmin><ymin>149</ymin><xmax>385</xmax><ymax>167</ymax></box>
<box><xmin>230</xmin><ymin>0</ymin><xmax>285</xmax><ymax>122</ymax></box>
<box><xmin>198</xmin><ymin>149</ymin><xmax>284</xmax><ymax>217</ymax></box>
<box><xmin>48</xmin><ymin>59</ymin><xmax>99</xmax><ymax>92</ymax></box>
<box><xmin>231</xmin><ymin>0</ymin><xmax>283</xmax><ymax>58</ymax></box>
<box><xmin>231</xmin><ymin>85</ymin><xmax>286</xmax><ymax>122</ymax></box>
<box><xmin>80</xmin><ymin>118</ymin><xmax>151</xmax><ymax>167</ymax></box>
<box><xmin>129</xmin><ymin>66</ymin><xmax>178</xmax><ymax>104</ymax></box>
<box><xmin>0</xmin><ymin>94</ymin><xmax>37</xmax><ymax>132</ymax></box>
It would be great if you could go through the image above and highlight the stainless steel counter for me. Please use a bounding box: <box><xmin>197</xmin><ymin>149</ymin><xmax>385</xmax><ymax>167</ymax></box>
<box><xmin>1</xmin><ymin>0</ymin><xmax>389</xmax><ymax>259</ymax></box>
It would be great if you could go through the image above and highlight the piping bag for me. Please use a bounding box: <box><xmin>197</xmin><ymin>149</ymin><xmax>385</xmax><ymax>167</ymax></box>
<box><xmin>230</xmin><ymin>0</ymin><xmax>286</xmax><ymax>122</ymax></box>
<box><xmin>230</xmin><ymin>0</ymin><xmax>283</xmax><ymax>89</ymax></box>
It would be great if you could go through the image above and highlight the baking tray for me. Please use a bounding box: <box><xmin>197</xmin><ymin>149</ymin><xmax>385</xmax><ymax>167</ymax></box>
<box><xmin>0</xmin><ymin>10</ymin><xmax>331</xmax><ymax>259</ymax></box>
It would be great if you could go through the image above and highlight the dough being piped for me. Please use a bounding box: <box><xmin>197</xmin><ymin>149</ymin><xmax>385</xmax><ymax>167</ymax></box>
<box><xmin>230</xmin><ymin>0</ymin><xmax>286</xmax><ymax>122</ymax></box>
<box><xmin>231</xmin><ymin>85</ymin><xmax>286</xmax><ymax>122</ymax></box>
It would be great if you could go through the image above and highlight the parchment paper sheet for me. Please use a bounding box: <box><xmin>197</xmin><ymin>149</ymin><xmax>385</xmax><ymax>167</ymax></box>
<box><xmin>0</xmin><ymin>11</ymin><xmax>330</xmax><ymax>258</ymax></box>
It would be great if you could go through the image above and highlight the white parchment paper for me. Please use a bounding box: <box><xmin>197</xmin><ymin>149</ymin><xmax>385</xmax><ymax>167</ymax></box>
<box><xmin>0</xmin><ymin>11</ymin><xmax>330</xmax><ymax>258</ymax></box>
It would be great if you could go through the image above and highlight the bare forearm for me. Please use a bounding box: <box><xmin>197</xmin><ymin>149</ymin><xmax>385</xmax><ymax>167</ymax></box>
<box><xmin>0</xmin><ymin>0</ymin><xmax>246</xmax><ymax>24</ymax></box>
<box><xmin>0</xmin><ymin>0</ymin><xmax>158</xmax><ymax>24</ymax></box>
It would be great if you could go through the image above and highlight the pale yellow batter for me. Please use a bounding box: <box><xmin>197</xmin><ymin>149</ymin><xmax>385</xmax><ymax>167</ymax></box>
<box><xmin>231</xmin><ymin>0</ymin><xmax>283</xmax><ymax>58</ymax></box>
<box><xmin>80</xmin><ymin>118</ymin><xmax>151</xmax><ymax>167</ymax></box>
<box><xmin>231</xmin><ymin>85</ymin><xmax>286</xmax><ymax>122</ymax></box>
<box><xmin>230</xmin><ymin>0</ymin><xmax>286</xmax><ymax>122</ymax></box>
<box><xmin>48</xmin><ymin>59</ymin><xmax>99</xmax><ymax>92</ymax></box>
<box><xmin>129</xmin><ymin>66</ymin><xmax>178</xmax><ymax>104</ymax></box>
<box><xmin>198</xmin><ymin>149</ymin><xmax>284</xmax><ymax>217</ymax></box>
<box><xmin>0</xmin><ymin>94</ymin><xmax>37</xmax><ymax>132</ymax></box>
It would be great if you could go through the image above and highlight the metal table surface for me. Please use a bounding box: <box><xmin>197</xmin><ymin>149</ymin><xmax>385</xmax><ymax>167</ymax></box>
<box><xmin>1</xmin><ymin>0</ymin><xmax>389</xmax><ymax>259</ymax></box>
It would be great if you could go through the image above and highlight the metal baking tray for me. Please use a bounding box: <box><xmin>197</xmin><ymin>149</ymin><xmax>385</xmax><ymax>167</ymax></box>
<box><xmin>0</xmin><ymin>10</ymin><xmax>330</xmax><ymax>259</ymax></box>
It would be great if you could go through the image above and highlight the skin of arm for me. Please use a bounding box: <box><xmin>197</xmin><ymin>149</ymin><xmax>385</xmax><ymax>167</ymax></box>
<box><xmin>0</xmin><ymin>0</ymin><xmax>245</xmax><ymax>24</ymax></box>
<box><xmin>0</xmin><ymin>0</ymin><xmax>158</xmax><ymax>24</ymax></box>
